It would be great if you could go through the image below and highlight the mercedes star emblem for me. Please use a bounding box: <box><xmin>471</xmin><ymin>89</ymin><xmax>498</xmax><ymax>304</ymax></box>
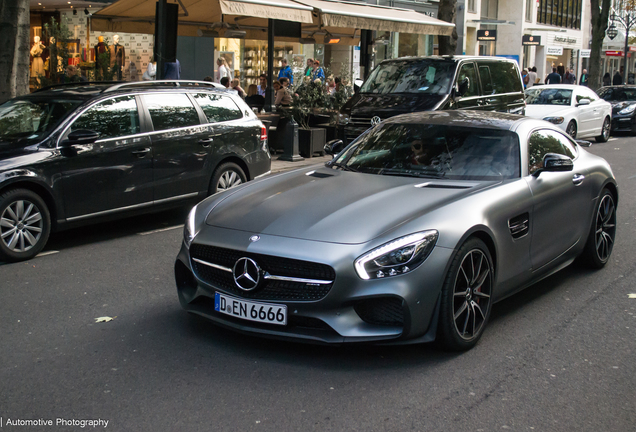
<box><xmin>233</xmin><ymin>257</ymin><xmax>262</xmax><ymax>291</ymax></box>
<box><xmin>371</xmin><ymin>116</ymin><xmax>381</xmax><ymax>126</ymax></box>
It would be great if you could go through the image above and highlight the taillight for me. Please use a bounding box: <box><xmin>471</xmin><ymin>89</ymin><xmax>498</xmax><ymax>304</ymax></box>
<box><xmin>260</xmin><ymin>124</ymin><xmax>267</xmax><ymax>142</ymax></box>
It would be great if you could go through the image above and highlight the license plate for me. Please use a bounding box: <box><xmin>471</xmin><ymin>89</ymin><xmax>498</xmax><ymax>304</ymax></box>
<box><xmin>214</xmin><ymin>292</ymin><xmax>287</xmax><ymax>325</ymax></box>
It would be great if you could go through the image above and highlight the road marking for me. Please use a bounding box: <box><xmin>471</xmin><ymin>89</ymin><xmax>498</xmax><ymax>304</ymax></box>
<box><xmin>609</xmin><ymin>138</ymin><xmax>617</xmax><ymax>141</ymax></box>
<box><xmin>628</xmin><ymin>174</ymin><xmax>636</xmax><ymax>179</ymax></box>
<box><xmin>138</xmin><ymin>225</ymin><xmax>184</xmax><ymax>236</ymax></box>
<box><xmin>36</xmin><ymin>250</ymin><xmax>59</xmax><ymax>257</ymax></box>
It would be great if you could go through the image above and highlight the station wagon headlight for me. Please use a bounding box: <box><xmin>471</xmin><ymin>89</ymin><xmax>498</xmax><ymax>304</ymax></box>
<box><xmin>184</xmin><ymin>205</ymin><xmax>198</xmax><ymax>248</ymax></box>
<box><xmin>543</xmin><ymin>116</ymin><xmax>564</xmax><ymax>124</ymax></box>
<box><xmin>337</xmin><ymin>113</ymin><xmax>350</xmax><ymax>125</ymax></box>
<box><xmin>619</xmin><ymin>104</ymin><xmax>636</xmax><ymax>115</ymax></box>
<box><xmin>355</xmin><ymin>231</ymin><xmax>438</xmax><ymax>280</ymax></box>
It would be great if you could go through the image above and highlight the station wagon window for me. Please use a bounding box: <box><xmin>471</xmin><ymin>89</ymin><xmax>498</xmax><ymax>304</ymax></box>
<box><xmin>528</xmin><ymin>129</ymin><xmax>576</xmax><ymax>174</ymax></box>
<box><xmin>486</xmin><ymin>62</ymin><xmax>523</xmax><ymax>94</ymax></box>
<box><xmin>457</xmin><ymin>63</ymin><xmax>479</xmax><ymax>97</ymax></box>
<box><xmin>193</xmin><ymin>94</ymin><xmax>243</xmax><ymax>123</ymax></box>
<box><xmin>68</xmin><ymin>95</ymin><xmax>139</xmax><ymax>140</ymax></box>
<box><xmin>479</xmin><ymin>66</ymin><xmax>494</xmax><ymax>95</ymax></box>
<box><xmin>144</xmin><ymin>93</ymin><xmax>200</xmax><ymax>131</ymax></box>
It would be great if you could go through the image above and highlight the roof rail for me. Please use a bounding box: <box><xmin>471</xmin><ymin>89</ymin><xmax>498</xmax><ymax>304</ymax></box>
<box><xmin>33</xmin><ymin>81</ymin><xmax>122</xmax><ymax>93</ymax></box>
<box><xmin>103</xmin><ymin>80</ymin><xmax>225</xmax><ymax>93</ymax></box>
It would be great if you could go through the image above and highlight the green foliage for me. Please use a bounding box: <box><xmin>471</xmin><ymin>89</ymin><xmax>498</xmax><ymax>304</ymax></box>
<box><xmin>287</xmin><ymin>81</ymin><xmax>327</xmax><ymax>129</ymax></box>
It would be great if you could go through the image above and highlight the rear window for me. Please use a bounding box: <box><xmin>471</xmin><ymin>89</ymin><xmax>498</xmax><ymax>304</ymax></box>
<box><xmin>144</xmin><ymin>93</ymin><xmax>200</xmax><ymax>131</ymax></box>
<box><xmin>481</xmin><ymin>62</ymin><xmax>522</xmax><ymax>94</ymax></box>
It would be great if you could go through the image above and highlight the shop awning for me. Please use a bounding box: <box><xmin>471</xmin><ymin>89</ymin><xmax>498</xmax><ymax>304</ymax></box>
<box><xmin>295</xmin><ymin>0</ymin><xmax>454</xmax><ymax>36</ymax></box>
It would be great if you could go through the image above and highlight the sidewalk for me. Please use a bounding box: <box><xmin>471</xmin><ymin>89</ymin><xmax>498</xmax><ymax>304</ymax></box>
<box><xmin>270</xmin><ymin>154</ymin><xmax>333</xmax><ymax>174</ymax></box>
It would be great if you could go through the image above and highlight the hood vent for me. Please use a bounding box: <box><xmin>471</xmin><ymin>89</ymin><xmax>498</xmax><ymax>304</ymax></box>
<box><xmin>306</xmin><ymin>171</ymin><xmax>334</xmax><ymax>179</ymax></box>
<box><xmin>415</xmin><ymin>181</ymin><xmax>477</xmax><ymax>189</ymax></box>
<box><xmin>509</xmin><ymin>213</ymin><xmax>529</xmax><ymax>239</ymax></box>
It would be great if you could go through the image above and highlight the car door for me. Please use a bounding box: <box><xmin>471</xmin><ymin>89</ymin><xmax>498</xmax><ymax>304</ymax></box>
<box><xmin>454</xmin><ymin>62</ymin><xmax>484</xmax><ymax>110</ymax></box>
<box><xmin>584</xmin><ymin>88</ymin><xmax>608</xmax><ymax>135</ymax></box>
<box><xmin>477</xmin><ymin>64</ymin><xmax>496</xmax><ymax>111</ymax></box>
<box><xmin>479</xmin><ymin>61</ymin><xmax>524</xmax><ymax>113</ymax></box>
<box><xmin>525</xmin><ymin>129</ymin><xmax>592</xmax><ymax>270</ymax></box>
<box><xmin>141</xmin><ymin>92</ymin><xmax>215</xmax><ymax>202</ymax></box>
<box><xmin>573</xmin><ymin>89</ymin><xmax>596</xmax><ymax>136</ymax></box>
<box><xmin>58</xmin><ymin>95</ymin><xmax>153</xmax><ymax>219</ymax></box>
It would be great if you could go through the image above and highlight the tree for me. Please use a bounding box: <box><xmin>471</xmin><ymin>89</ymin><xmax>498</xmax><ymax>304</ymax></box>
<box><xmin>437</xmin><ymin>0</ymin><xmax>459</xmax><ymax>55</ymax></box>
<box><xmin>589</xmin><ymin>0</ymin><xmax>613</xmax><ymax>91</ymax></box>
<box><xmin>0</xmin><ymin>0</ymin><xmax>30</xmax><ymax>104</ymax></box>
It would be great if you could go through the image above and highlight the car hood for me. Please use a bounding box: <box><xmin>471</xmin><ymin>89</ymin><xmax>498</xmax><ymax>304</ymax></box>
<box><xmin>345</xmin><ymin>93</ymin><xmax>446</xmax><ymax>118</ymax></box>
<box><xmin>205</xmin><ymin>167</ymin><xmax>491</xmax><ymax>244</ymax></box>
<box><xmin>609</xmin><ymin>101</ymin><xmax>636</xmax><ymax>112</ymax></box>
<box><xmin>524</xmin><ymin>104</ymin><xmax>574</xmax><ymax>119</ymax></box>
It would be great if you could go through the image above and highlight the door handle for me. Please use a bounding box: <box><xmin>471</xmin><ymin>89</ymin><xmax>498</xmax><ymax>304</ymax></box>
<box><xmin>131</xmin><ymin>148</ymin><xmax>151</xmax><ymax>157</ymax></box>
<box><xmin>572</xmin><ymin>173</ymin><xmax>585</xmax><ymax>185</ymax></box>
<box><xmin>198</xmin><ymin>138</ymin><xmax>214</xmax><ymax>147</ymax></box>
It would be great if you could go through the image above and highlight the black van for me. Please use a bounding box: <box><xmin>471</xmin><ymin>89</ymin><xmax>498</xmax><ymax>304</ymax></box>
<box><xmin>340</xmin><ymin>56</ymin><xmax>525</xmax><ymax>143</ymax></box>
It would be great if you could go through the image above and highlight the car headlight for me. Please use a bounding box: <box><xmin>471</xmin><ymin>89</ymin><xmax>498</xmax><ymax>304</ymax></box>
<box><xmin>619</xmin><ymin>104</ymin><xmax>636</xmax><ymax>115</ymax></box>
<box><xmin>184</xmin><ymin>204</ymin><xmax>198</xmax><ymax>248</ymax></box>
<box><xmin>337</xmin><ymin>113</ymin><xmax>350</xmax><ymax>125</ymax></box>
<box><xmin>543</xmin><ymin>116</ymin><xmax>564</xmax><ymax>124</ymax></box>
<box><xmin>354</xmin><ymin>231</ymin><xmax>438</xmax><ymax>280</ymax></box>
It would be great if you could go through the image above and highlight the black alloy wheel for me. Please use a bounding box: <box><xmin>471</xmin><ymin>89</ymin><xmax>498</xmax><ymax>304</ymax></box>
<box><xmin>0</xmin><ymin>189</ymin><xmax>51</xmax><ymax>262</ymax></box>
<box><xmin>566</xmin><ymin>121</ymin><xmax>577</xmax><ymax>139</ymax></box>
<box><xmin>437</xmin><ymin>237</ymin><xmax>494</xmax><ymax>351</ymax></box>
<box><xmin>209</xmin><ymin>162</ymin><xmax>247</xmax><ymax>195</ymax></box>
<box><xmin>596</xmin><ymin>117</ymin><xmax>611</xmax><ymax>143</ymax></box>
<box><xmin>580</xmin><ymin>189</ymin><xmax>616</xmax><ymax>269</ymax></box>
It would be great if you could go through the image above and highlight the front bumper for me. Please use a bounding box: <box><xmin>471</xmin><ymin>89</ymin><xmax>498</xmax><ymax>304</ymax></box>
<box><xmin>611</xmin><ymin>114</ymin><xmax>635</xmax><ymax>132</ymax></box>
<box><xmin>175</xmin><ymin>226</ymin><xmax>452</xmax><ymax>344</ymax></box>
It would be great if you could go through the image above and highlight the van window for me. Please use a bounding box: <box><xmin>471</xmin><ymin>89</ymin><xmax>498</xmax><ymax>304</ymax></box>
<box><xmin>457</xmin><ymin>63</ymin><xmax>479</xmax><ymax>97</ymax></box>
<box><xmin>478</xmin><ymin>66</ymin><xmax>494</xmax><ymax>95</ymax></box>
<box><xmin>483</xmin><ymin>62</ymin><xmax>522</xmax><ymax>94</ymax></box>
<box><xmin>360</xmin><ymin>60</ymin><xmax>456</xmax><ymax>95</ymax></box>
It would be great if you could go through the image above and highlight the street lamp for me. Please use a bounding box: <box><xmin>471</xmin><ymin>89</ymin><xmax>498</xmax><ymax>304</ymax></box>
<box><xmin>609</xmin><ymin>12</ymin><xmax>636</xmax><ymax>83</ymax></box>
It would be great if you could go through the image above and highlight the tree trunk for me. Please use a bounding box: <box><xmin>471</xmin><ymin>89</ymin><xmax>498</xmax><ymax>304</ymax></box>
<box><xmin>438</xmin><ymin>0</ymin><xmax>458</xmax><ymax>55</ymax></box>
<box><xmin>0</xmin><ymin>0</ymin><xmax>30</xmax><ymax>104</ymax></box>
<box><xmin>589</xmin><ymin>0</ymin><xmax>612</xmax><ymax>91</ymax></box>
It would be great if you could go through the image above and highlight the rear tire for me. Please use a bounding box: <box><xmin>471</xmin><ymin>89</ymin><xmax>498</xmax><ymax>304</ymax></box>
<box><xmin>595</xmin><ymin>117</ymin><xmax>611</xmax><ymax>143</ymax></box>
<box><xmin>437</xmin><ymin>237</ymin><xmax>494</xmax><ymax>351</ymax></box>
<box><xmin>580</xmin><ymin>189</ymin><xmax>616</xmax><ymax>269</ymax></box>
<box><xmin>0</xmin><ymin>189</ymin><xmax>51</xmax><ymax>262</ymax></box>
<box><xmin>208</xmin><ymin>162</ymin><xmax>247</xmax><ymax>195</ymax></box>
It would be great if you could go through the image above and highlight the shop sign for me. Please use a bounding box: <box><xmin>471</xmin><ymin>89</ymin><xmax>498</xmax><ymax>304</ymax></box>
<box><xmin>546</xmin><ymin>46</ymin><xmax>563</xmax><ymax>56</ymax></box>
<box><xmin>605</xmin><ymin>51</ymin><xmax>623</xmax><ymax>56</ymax></box>
<box><xmin>553</xmin><ymin>36</ymin><xmax>577</xmax><ymax>44</ymax></box>
<box><xmin>630</xmin><ymin>46</ymin><xmax>636</xmax><ymax>52</ymax></box>
<box><xmin>580</xmin><ymin>49</ymin><xmax>591</xmax><ymax>58</ymax></box>
<box><xmin>477</xmin><ymin>30</ymin><xmax>497</xmax><ymax>41</ymax></box>
<box><xmin>522</xmin><ymin>35</ymin><xmax>541</xmax><ymax>46</ymax></box>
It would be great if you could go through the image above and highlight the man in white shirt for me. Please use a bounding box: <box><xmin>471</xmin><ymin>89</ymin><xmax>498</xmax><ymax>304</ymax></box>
<box><xmin>216</xmin><ymin>58</ymin><xmax>230</xmax><ymax>83</ymax></box>
<box><xmin>527</xmin><ymin>67</ymin><xmax>538</xmax><ymax>88</ymax></box>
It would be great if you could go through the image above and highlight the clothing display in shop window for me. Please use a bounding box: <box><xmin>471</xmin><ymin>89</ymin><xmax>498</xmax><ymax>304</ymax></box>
<box><xmin>94</xmin><ymin>36</ymin><xmax>108</xmax><ymax>70</ymax></box>
<box><xmin>30</xmin><ymin>36</ymin><xmax>45</xmax><ymax>78</ymax></box>
<box><xmin>108</xmin><ymin>34</ymin><xmax>126</xmax><ymax>80</ymax></box>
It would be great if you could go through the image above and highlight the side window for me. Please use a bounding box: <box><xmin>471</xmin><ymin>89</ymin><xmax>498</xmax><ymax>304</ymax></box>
<box><xmin>144</xmin><ymin>93</ymin><xmax>200</xmax><ymax>131</ymax></box>
<box><xmin>527</xmin><ymin>130</ymin><xmax>576</xmax><ymax>174</ymax></box>
<box><xmin>457</xmin><ymin>63</ymin><xmax>479</xmax><ymax>97</ymax></box>
<box><xmin>488</xmin><ymin>62</ymin><xmax>523</xmax><ymax>94</ymax></box>
<box><xmin>478</xmin><ymin>66</ymin><xmax>494</xmax><ymax>95</ymax></box>
<box><xmin>582</xmin><ymin>87</ymin><xmax>599</xmax><ymax>102</ymax></box>
<box><xmin>193</xmin><ymin>93</ymin><xmax>243</xmax><ymax>123</ymax></box>
<box><xmin>69</xmin><ymin>95</ymin><xmax>139</xmax><ymax>140</ymax></box>
<box><xmin>575</xmin><ymin>91</ymin><xmax>592</xmax><ymax>104</ymax></box>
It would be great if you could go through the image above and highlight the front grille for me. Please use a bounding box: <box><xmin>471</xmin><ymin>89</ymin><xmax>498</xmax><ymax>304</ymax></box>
<box><xmin>349</xmin><ymin>115</ymin><xmax>376</xmax><ymax>126</ymax></box>
<box><xmin>354</xmin><ymin>297</ymin><xmax>405</xmax><ymax>327</ymax></box>
<box><xmin>189</xmin><ymin>244</ymin><xmax>335</xmax><ymax>301</ymax></box>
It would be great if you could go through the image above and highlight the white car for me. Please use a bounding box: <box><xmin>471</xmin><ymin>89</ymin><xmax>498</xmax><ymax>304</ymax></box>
<box><xmin>525</xmin><ymin>85</ymin><xmax>612</xmax><ymax>142</ymax></box>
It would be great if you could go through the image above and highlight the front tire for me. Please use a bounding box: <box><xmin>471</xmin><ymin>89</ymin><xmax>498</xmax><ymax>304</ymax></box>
<box><xmin>595</xmin><ymin>117</ymin><xmax>611</xmax><ymax>143</ymax></box>
<box><xmin>208</xmin><ymin>162</ymin><xmax>247</xmax><ymax>195</ymax></box>
<box><xmin>437</xmin><ymin>237</ymin><xmax>494</xmax><ymax>351</ymax></box>
<box><xmin>580</xmin><ymin>189</ymin><xmax>616</xmax><ymax>269</ymax></box>
<box><xmin>0</xmin><ymin>189</ymin><xmax>51</xmax><ymax>262</ymax></box>
<box><xmin>566</xmin><ymin>120</ymin><xmax>577</xmax><ymax>139</ymax></box>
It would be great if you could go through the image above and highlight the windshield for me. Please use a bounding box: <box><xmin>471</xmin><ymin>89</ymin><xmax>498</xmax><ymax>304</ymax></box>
<box><xmin>360</xmin><ymin>60</ymin><xmax>456</xmax><ymax>95</ymax></box>
<box><xmin>525</xmin><ymin>88</ymin><xmax>572</xmax><ymax>106</ymax></box>
<box><xmin>0</xmin><ymin>98</ymin><xmax>82</xmax><ymax>143</ymax></box>
<box><xmin>333</xmin><ymin>123</ymin><xmax>520</xmax><ymax>180</ymax></box>
<box><xmin>598</xmin><ymin>87</ymin><xmax>636</xmax><ymax>101</ymax></box>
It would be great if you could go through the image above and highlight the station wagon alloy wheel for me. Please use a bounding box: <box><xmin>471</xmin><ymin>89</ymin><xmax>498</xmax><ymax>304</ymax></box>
<box><xmin>0</xmin><ymin>189</ymin><xmax>51</xmax><ymax>262</ymax></box>
<box><xmin>595</xmin><ymin>193</ymin><xmax>616</xmax><ymax>262</ymax></box>
<box><xmin>218</xmin><ymin>171</ymin><xmax>243</xmax><ymax>191</ymax></box>
<box><xmin>210</xmin><ymin>162</ymin><xmax>247</xmax><ymax>195</ymax></box>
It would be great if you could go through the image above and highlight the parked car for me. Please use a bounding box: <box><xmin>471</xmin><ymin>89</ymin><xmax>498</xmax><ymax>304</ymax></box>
<box><xmin>524</xmin><ymin>84</ymin><xmax>612</xmax><ymax>142</ymax></box>
<box><xmin>175</xmin><ymin>110</ymin><xmax>617</xmax><ymax>351</ymax></box>
<box><xmin>597</xmin><ymin>85</ymin><xmax>636</xmax><ymax>134</ymax></box>
<box><xmin>339</xmin><ymin>56</ymin><xmax>526</xmax><ymax>143</ymax></box>
<box><xmin>0</xmin><ymin>81</ymin><xmax>271</xmax><ymax>262</ymax></box>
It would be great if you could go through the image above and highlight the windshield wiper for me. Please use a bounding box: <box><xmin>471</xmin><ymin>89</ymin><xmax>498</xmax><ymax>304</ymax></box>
<box><xmin>380</xmin><ymin>169</ymin><xmax>445</xmax><ymax>179</ymax></box>
<box><xmin>329</xmin><ymin>162</ymin><xmax>360</xmax><ymax>172</ymax></box>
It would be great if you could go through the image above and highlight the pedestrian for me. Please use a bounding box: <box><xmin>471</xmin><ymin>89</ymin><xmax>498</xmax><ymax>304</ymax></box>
<box><xmin>231</xmin><ymin>78</ymin><xmax>246</xmax><ymax>98</ymax></box>
<box><xmin>613</xmin><ymin>67</ymin><xmax>624</xmax><ymax>85</ymax></box>
<box><xmin>311</xmin><ymin>60</ymin><xmax>325</xmax><ymax>83</ymax></box>
<box><xmin>63</xmin><ymin>64</ymin><xmax>86</xmax><ymax>83</ymax></box>
<box><xmin>278</xmin><ymin>59</ymin><xmax>293</xmax><ymax>85</ymax></box>
<box><xmin>143</xmin><ymin>57</ymin><xmax>157</xmax><ymax>81</ymax></box>
<box><xmin>216</xmin><ymin>57</ymin><xmax>230</xmax><ymax>83</ymax></box>
<box><xmin>603</xmin><ymin>72</ymin><xmax>611</xmax><ymax>86</ymax></box>
<box><xmin>304</xmin><ymin>58</ymin><xmax>314</xmax><ymax>77</ymax></box>
<box><xmin>579</xmin><ymin>69</ymin><xmax>588</xmax><ymax>86</ymax></box>
<box><xmin>245</xmin><ymin>84</ymin><xmax>265</xmax><ymax>111</ymax></box>
<box><xmin>220</xmin><ymin>76</ymin><xmax>231</xmax><ymax>88</ymax></box>
<box><xmin>274</xmin><ymin>79</ymin><xmax>292</xmax><ymax>107</ymax></box>
<box><xmin>564</xmin><ymin>68</ymin><xmax>576</xmax><ymax>84</ymax></box>
<box><xmin>545</xmin><ymin>67</ymin><xmax>561</xmax><ymax>84</ymax></box>
<box><xmin>522</xmin><ymin>69</ymin><xmax>529</xmax><ymax>89</ymax></box>
<box><xmin>163</xmin><ymin>59</ymin><xmax>181</xmax><ymax>79</ymax></box>
<box><xmin>257</xmin><ymin>74</ymin><xmax>267</xmax><ymax>97</ymax></box>
<box><xmin>527</xmin><ymin>67</ymin><xmax>538</xmax><ymax>88</ymax></box>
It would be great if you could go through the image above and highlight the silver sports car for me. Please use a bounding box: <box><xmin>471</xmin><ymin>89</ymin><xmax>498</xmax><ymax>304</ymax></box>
<box><xmin>175</xmin><ymin>111</ymin><xmax>618</xmax><ymax>351</ymax></box>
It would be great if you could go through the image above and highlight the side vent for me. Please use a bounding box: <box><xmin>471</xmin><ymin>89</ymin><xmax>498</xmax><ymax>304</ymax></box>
<box><xmin>509</xmin><ymin>213</ymin><xmax>529</xmax><ymax>239</ymax></box>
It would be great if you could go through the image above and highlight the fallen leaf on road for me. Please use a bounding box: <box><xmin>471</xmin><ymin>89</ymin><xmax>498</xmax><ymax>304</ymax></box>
<box><xmin>628</xmin><ymin>294</ymin><xmax>636</xmax><ymax>299</ymax></box>
<box><xmin>95</xmin><ymin>316</ymin><xmax>116</xmax><ymax>323</ymax></box>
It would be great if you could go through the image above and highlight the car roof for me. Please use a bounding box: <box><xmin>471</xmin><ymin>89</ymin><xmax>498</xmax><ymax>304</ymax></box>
<box><xmin>380</xmin><ymin>55</ymin><xmax>517</xmax><ymax>64</ymax></box>
<box><xmin>384</xmin><ymin>110</ymin><xmax>526</xmax><ymax>131</ymax></box>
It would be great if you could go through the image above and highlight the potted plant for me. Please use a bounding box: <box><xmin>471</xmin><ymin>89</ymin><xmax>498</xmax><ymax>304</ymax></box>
<box><xmin>287</xmin><ymin>80</ymin><xmax>327</xmax><ymax>158</ymax></box>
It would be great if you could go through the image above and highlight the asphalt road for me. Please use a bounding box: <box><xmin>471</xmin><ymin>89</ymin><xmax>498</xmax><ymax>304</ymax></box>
<box><xmin>1</xmin><ymin>135</ymin><xmax>635</xmax><ymax>432</ymax></box>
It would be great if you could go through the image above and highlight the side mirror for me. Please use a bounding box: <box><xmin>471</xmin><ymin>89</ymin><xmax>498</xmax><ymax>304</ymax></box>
<box><xmin>61</xmin><ymin>129</ymin><xmax>100</xmax><ymax>146</ymax></box>
<box><xmin>534</xmin><ymin>153</ymin><xmax>573</xmax><ymax>176</ymax></box>
<box><xmin>457</xmin><ymin>77</ymin><xmax>470</xmax><ymax>97</ymax></box>
<box><xmin>354</xmin><ymin>79</ymin><xmax>363</xmax><ymax>94</ymax></box>
<box><xmin>575</xmin><ymin>139</ymin><xmax>592</xmax><ymax>147</ymax></box>
<box><xmin>576</xmin><ymin>98</ymin><xmax>591</xmax><ymax>106</ymax></box>
<box><xmin>324</xmin><ymin>139</ymin><xmax>344</xmax><ymax>156</ymax></box>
